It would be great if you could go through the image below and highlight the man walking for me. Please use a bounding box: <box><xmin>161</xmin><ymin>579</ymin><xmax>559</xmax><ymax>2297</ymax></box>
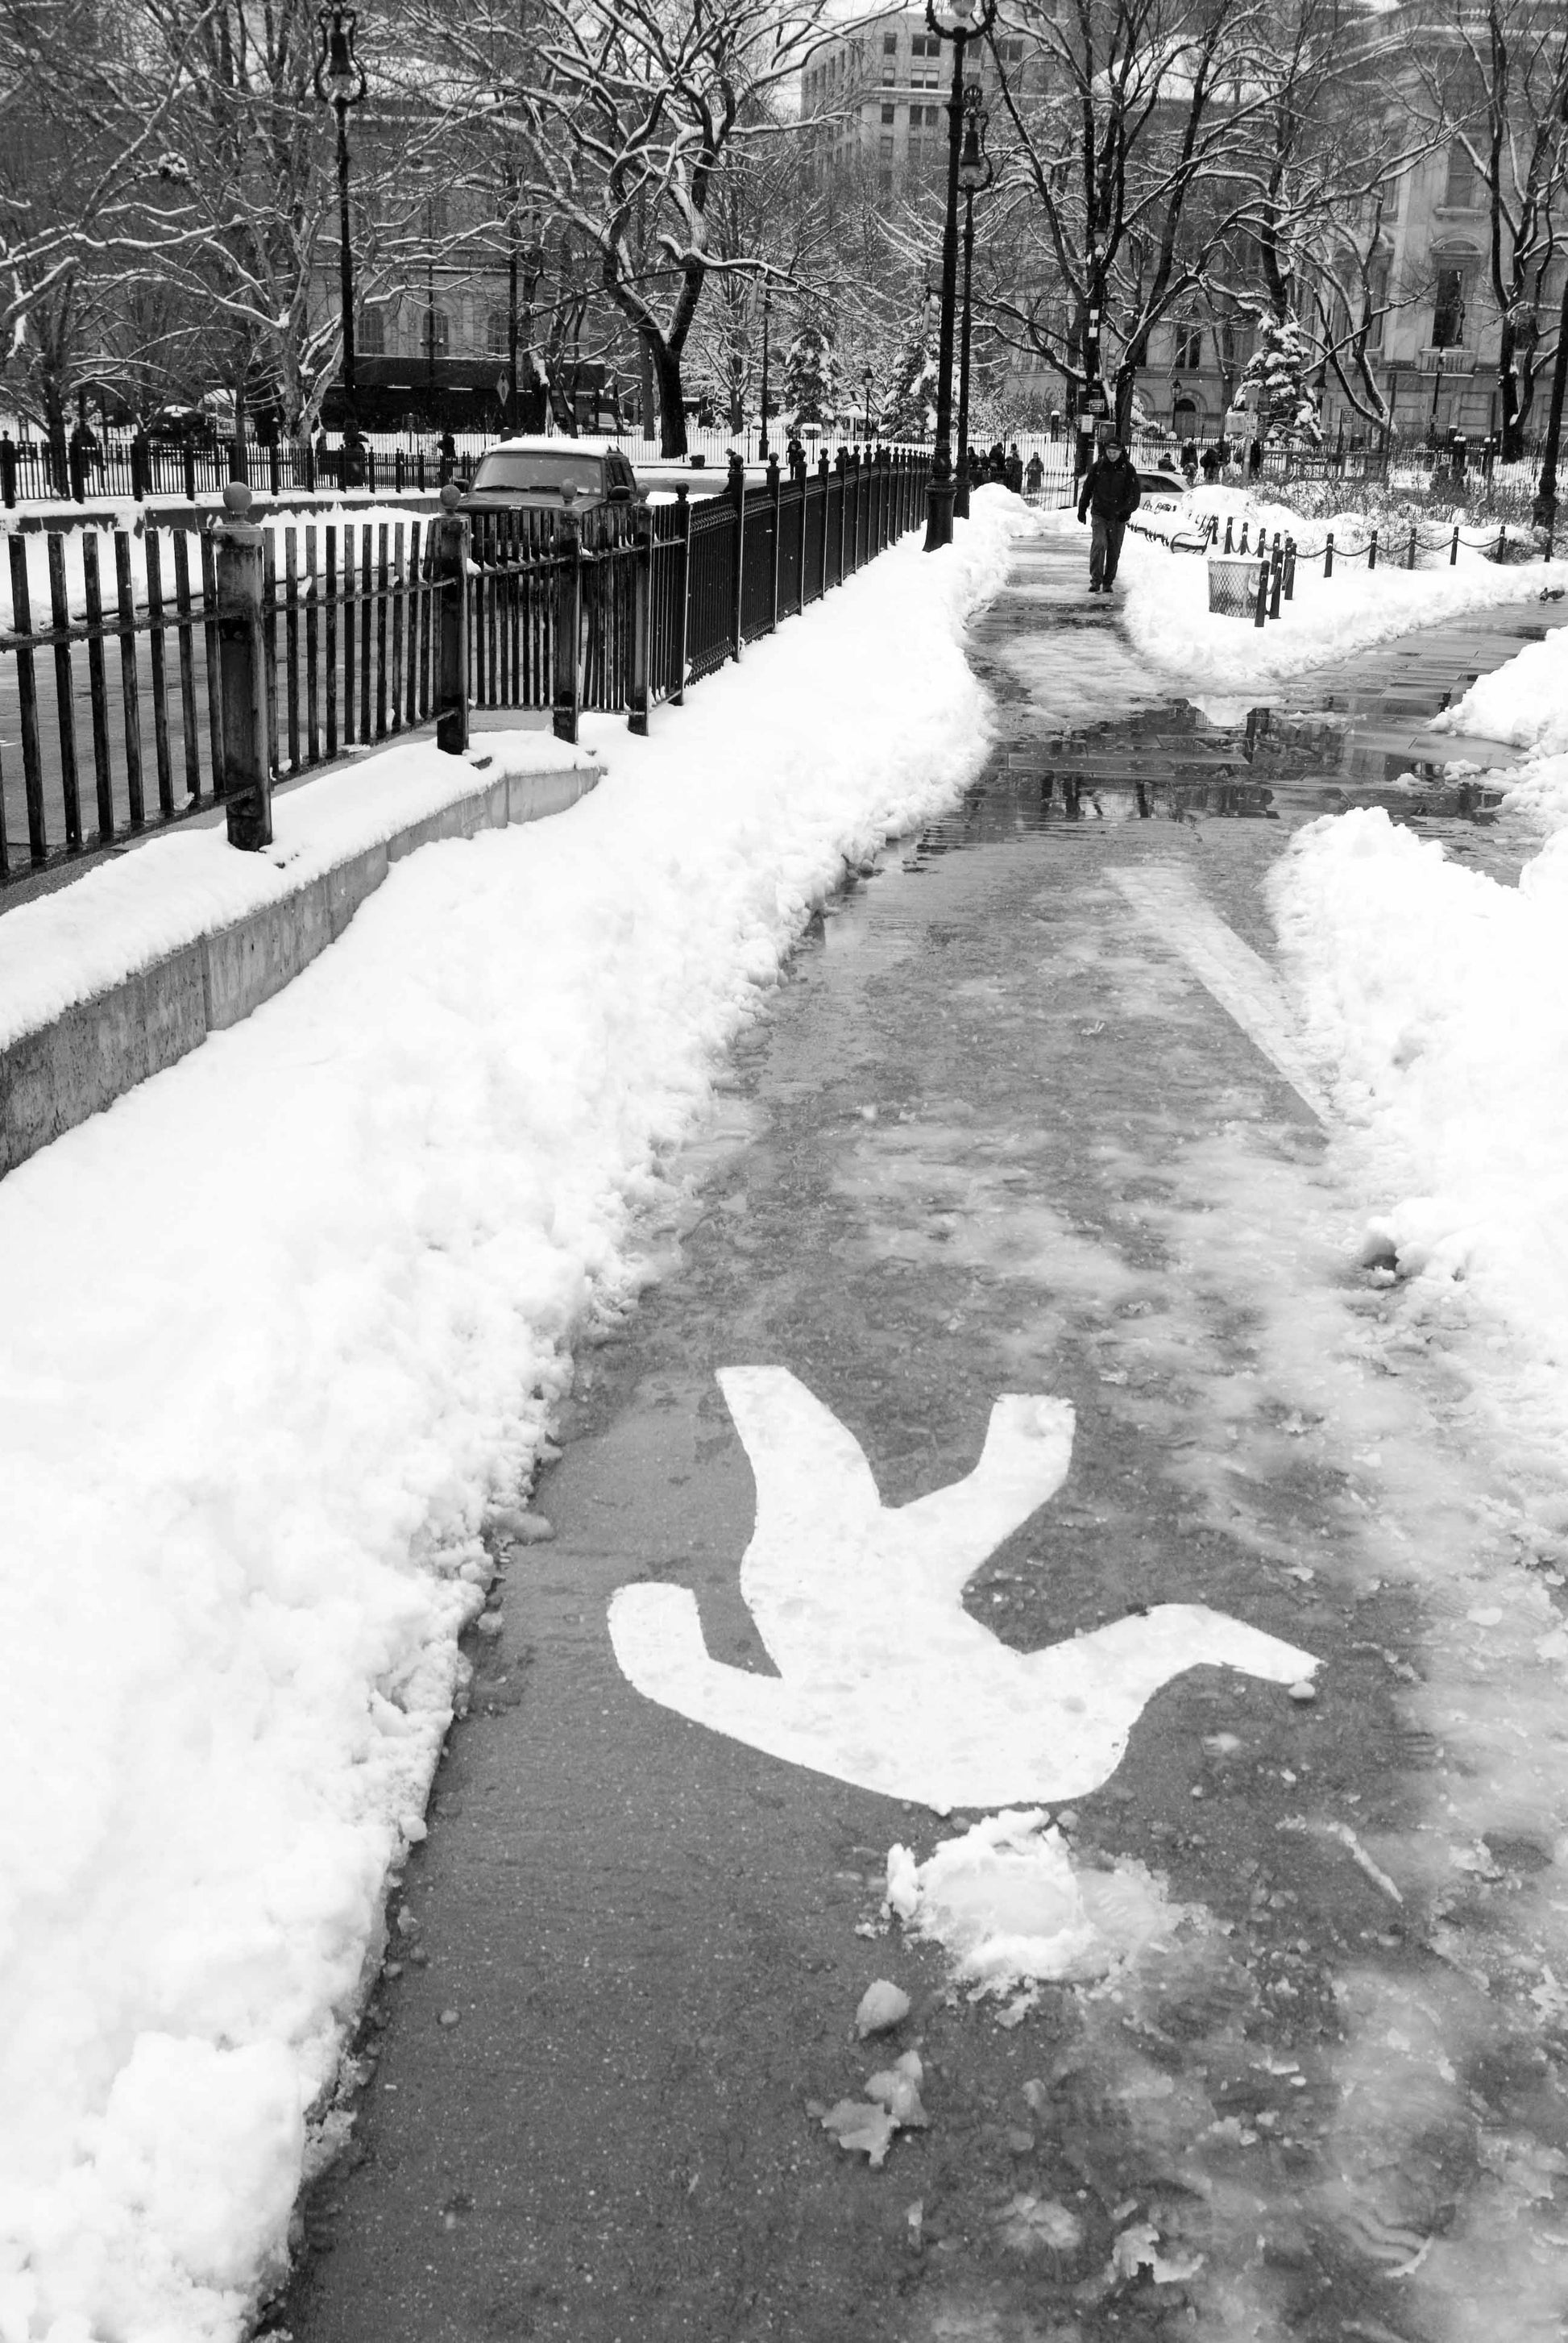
<box><xmin>1076</xmin><ymin>435</ymin><xmax>1140</xmax><ymax>592</ymax></box>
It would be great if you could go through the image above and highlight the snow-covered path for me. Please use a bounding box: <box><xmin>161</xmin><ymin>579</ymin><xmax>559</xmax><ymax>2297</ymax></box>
<box><xmin>6</xmin><ymin>492</ymin><xmax>1568</xmax><ymax>2341</ymax></box>
<box><xmin>0</xmin><ymin>499</ymin><xmax>1019</xmax><ymax>2343</ymax></box>
<box><xmin>284</xmin><ymin>529</ymin><xmax>1568</xmax><ymax>2343</ymax></box>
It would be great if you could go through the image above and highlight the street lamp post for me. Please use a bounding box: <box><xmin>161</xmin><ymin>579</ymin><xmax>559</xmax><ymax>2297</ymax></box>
<box><xmin>1533</xmin><ymin>264</ymin><xmax>1568</xmax><ymax>542</ymax></box>
<box><xmin>923</xmin><ymin>0</ymin><xmax>996</xmax><ymax>551</ymax></box>
<box><xmin>758</xmin><ymin>280</ymin><xmax>772</xmax><ymax>461</ymax></box>
<box><xmin>952</xmin><ymin>83</ymin><xmax>992</xmax><ymax>522</ymax></box>
<box><xmin>314</xmin><ymin>6</ymin><xmax>367</xmax><ymax>437</ymax></box>
<box><xmin>863</xmin><ymin>364</ymin><xmax>875</xmax><ymax>441</ymax></box>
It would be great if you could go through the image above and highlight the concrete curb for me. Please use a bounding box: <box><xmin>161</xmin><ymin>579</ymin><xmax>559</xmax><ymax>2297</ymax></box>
<box><xmin>1</xmin><ymin>757</ymin><xmax>602</xmax><ymax>1182</ymax></box>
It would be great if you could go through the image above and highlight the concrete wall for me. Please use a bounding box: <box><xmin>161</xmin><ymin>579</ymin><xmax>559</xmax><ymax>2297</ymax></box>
<box><xmin>0</xmin><ymin>758</ymin><xmax>600</xmax><ymax>1182</ymax></box>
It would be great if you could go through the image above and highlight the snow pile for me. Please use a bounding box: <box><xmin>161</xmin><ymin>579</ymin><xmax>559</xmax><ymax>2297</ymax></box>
<box><xmin>884</xmin><ymin>1809</ymin><xmax>1185</xmax><ymax>2000</ymax></box>
<box><xmin>1094</xmin><ymin>502</ymin><xmax>1568</xmax><ymax>694</ymax></box>
<box><xmin>1267</xmin><ymin>807</ymin><xmax>1568</xmax><ymax>1398</ymax></box>
<box><xmin>0</xmin><ymin>487</ymin><xmax>1025</xmax><ymax>2342</ymax></box>
<box><xmin>1431</xmin><ymin>621</ymin><xmax>1568</xmax><ymax>834</ymax></box>
<box><xmin>0</xmin><ymin>733</ymin><xmax>591</xmax><ymax>1052</ymax></box>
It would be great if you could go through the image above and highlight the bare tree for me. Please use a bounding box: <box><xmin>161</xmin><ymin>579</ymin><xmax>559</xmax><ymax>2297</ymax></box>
<box><xmin>413</xmin><ymin>0</ymin><xmax>836</xmax><ymax>455</ymax></box>
<box><xmin>979</xmin><ymin>0</ymin><xmax>1404</xmax><ymax>444</ymax></box>
<box><xmin>1399</xmin><ymin>0</ymin><xmax>1568</xmax><ymax>456</ymax></box>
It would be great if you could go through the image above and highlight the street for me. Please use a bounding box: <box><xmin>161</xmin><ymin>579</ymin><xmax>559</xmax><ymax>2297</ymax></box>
<box><xmin>276</xmin><ymin>535</ymin><xmax>1568</xmax><ymax>2343</ymax></box>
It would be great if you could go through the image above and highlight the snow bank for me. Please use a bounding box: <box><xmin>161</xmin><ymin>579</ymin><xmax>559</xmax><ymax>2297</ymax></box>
<box><xmin>1267</xmin><ymin>805</ymin><xmax>1568</xmax><ymax>1414</ymax></box>
<box><xmin>1072</xmin><ymin>501</ymin><xmax>1568</xmax><ymax>695</ymax></box>
<box><xmin>0</xmin><ymin>734</ymin><xmax>590</xmax><ymax>1054</ymax></box>
<box><xmin>1434</xmin><ymin>621</ymin><xmax>1568</xmax><ymax>758</ymax></box>
<box><xmin>0</xmin><ymin>487</ymin><xmax>1026</xmax><ymax>2341</ymax></box>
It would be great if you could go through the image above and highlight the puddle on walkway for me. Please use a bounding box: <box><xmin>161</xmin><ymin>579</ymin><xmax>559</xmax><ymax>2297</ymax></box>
<box><xmin>948</xmin><ymin>542</ymin><xmax>1549</xmax><ymax>889</ymax></box>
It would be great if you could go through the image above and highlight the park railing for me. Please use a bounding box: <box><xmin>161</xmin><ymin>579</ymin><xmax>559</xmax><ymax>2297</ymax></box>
<box><xmin>0</xmin><ymin>445</ymin><xmax>928</xmax><ymax>891</ymax></box>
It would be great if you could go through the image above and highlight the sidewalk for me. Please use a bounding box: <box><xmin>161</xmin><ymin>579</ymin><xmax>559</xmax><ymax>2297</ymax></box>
<box><xmin>280</xmin><ymin>538</ymin><xmax>1568</xmax><ymax>2342</ymax></box>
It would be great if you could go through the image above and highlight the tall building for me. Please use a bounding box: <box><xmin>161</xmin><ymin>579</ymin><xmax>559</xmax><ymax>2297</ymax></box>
<box><xmin>801</xmin><ymin>8</ymin><xmax>1040</xmax><ymax>191</ymax></box>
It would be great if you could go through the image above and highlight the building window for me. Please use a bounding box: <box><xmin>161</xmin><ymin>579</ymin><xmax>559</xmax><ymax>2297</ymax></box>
<box><xmin>1431</xmin><ymin>265</ymin><xmax>1468</xmax><ymax>348</ymax></box>
<box><xmin>996</xmin><ymin>37</ymin><xmax>1024</xmax><ymax>60</ymax></box>
<box><xmin>1172</xmin><ymin>319</ymin><xmax>1203</xmax><ymax>370</ymax></box>
<box><xmin>883</xmin><ymin>29</ymin><xmax>897</xmax><ymax>49</ymax></box>
<box><xmin>881</xmin><ymin>102</ymin><xmax>895</xmax><ymax>122</ymax></box>
<box><xmin>424</xmin><ymin>308</ymin><xmax>450</xmax><ymax>356</ymax></box>
<box><xmin>1443</xmin><ymin>143</ymin><xmax>1480</xmax><ymax>209</ymax></box>
<box><xmin>1364</xmin><ymin>259</ymin><xmax>1390</xmax><ymax>349</ymax></box>
<box><xmin>359</xmin><ymin>308</ymin><xmax>385</xmax><ymax>356</ymax></box>
<box><xmin>486</xmin><ymin>307</ymin><xmax>509</xmax><ymax>352</ymax></box>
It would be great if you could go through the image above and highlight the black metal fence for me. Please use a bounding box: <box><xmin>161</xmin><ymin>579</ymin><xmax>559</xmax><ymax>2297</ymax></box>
<box><xmin>1</xmin><ymin>447</ymin><xmax>930</xmax><ymax>891</ymax></box>
<box><xmin>0</xmin><ymin>434</ymin><xmax>487</xmax><ymax>508</ymax></box>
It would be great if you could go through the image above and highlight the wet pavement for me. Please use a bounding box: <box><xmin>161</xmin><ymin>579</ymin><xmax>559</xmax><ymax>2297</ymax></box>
<box><xmin>278</xmin><ymin>532</ymin><xmax>1568</xmax><ymax>2343</ymax></box>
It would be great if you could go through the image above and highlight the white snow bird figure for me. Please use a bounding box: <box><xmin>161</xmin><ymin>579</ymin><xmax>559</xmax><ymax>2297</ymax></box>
<box><xmin>608</xmin><ymin>1369</ymin><xmax>1319</xmax><ymax>1811</ymax></box>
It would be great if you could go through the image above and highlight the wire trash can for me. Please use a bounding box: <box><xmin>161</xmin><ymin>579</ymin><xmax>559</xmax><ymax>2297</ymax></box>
<box><xmin>1207</xmin><ymin>555</ymin><xmax>1263</xmax><ymax>619</ymax></box>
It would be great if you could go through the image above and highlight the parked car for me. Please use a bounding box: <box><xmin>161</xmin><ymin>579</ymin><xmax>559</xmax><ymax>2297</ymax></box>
<box><xmin>1135</xmin><ymin>463</ymin><xmax>1188</xmax><ymax>508</ymax></box>
<box><xmin>456</xmin><ymin>438</ymin><xmax>645</xmax><ymax>519</ymax></box>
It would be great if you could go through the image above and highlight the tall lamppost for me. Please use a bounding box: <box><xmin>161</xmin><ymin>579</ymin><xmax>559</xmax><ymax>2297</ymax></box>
<box><xmin>1532</xmin><ymin>87</ymin><xmax>1568</xmax><ymax>539</ymax></box>
<box><xmin>758</xmin><ymin>280</ymin><xmax>773</xmax><ymax>461</ymax></box>
<box><xmin>923</xmin><ymin>0</ymin><xmax>997</xmax><ymax>551</ymax></box>
<box><xmin>314</xmin><ymin>6</ymin><xmax>367</xmax><ymax>434</ymax></box>
<box><xmin>863</xmin><ymin>363</ymin><xmax>875</xmax><ymax>441</ymax></box>
<box><xmin>952</xmin><ymin>83</ymin><xmax>992</xmax><ymax>521</ymax></box>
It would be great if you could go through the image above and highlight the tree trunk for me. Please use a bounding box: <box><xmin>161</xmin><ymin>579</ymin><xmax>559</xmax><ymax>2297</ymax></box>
<box><xmin>651</xmin><ymin>339</ymin><xmax>688</xmax><ymax>458</ymax></box>
<box><xmin>1498</xmin><ymin>315</ymin><xmax>1524</xmax><ymax>461</ymax></box>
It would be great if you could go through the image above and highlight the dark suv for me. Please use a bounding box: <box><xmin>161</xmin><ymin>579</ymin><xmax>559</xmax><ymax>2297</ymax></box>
<box><xmin>456</xmin><ymin>439</ymin><xmax>644</xmax><ymax>517</ymax></box>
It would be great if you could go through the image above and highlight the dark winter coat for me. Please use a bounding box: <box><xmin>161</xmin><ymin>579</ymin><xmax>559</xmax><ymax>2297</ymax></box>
<box><xmin>1076</xmin><ymin>450</ymin><xmax>1141</xmax><ymax>526</ymax></box>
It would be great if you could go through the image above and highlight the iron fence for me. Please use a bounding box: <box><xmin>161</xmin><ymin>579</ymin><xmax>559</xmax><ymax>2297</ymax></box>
<box><xmin>1</xmin><ymin>447</ymin><xmax>929</xmax><ymax>892</ymax></box>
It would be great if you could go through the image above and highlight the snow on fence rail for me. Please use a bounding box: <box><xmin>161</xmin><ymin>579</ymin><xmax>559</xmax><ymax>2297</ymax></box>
<box><xmin>0</xmin><ymin>445</ymin><xmax>928</xmax><ymax>891</ymax></box>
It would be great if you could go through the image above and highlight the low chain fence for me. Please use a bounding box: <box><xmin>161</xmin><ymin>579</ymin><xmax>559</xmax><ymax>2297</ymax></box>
<box><xmin>1128</xmin><ymin>505</ymin><xmax>1549</xmax><ymax>629</ymax></box>
<box><xmin>0</xmin><ymin>446</ymin><xmax>927</xmax><ymax>892</ymax></box>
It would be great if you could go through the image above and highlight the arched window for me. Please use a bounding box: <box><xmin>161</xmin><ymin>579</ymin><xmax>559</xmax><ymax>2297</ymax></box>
<box><xmin>486</xmin><ymin>308</ymin><xmax>508</xmax><ymax>353</ymax></box>
<box><xmin>359</xmin><ymin>308</ymin><xmax>385</xmax><ymax>356</ymax></box>
<box><xmin>423</xmin><ymin>308</ymin><xmax>450</xmax><ymax>357</ymax></box>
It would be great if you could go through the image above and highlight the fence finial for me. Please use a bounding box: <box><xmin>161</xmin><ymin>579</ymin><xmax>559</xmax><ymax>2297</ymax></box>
<box><xmin>440</xmin><ymin>481</ymin><xmax>462</xmax><ymax>511</ymax></box>
<box><xmin>222</xmin><ymin>480</ymin><xmax>253</xmax><ymax>518</ymax></box>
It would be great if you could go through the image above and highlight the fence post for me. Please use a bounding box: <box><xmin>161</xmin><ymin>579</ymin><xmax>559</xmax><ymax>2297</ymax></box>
<box><xmin>1450</xmin><ymin>526</ymin><xmax>1459</xmax><ymax>566</ymax></box>
<box><xmin>417</xmin><ymin>451</ymin><xmax>426</xmax><ymax>493</ymax></box>
<box><xmin>628</xmin><ymin>505</ymin><xmax>653</xmax><ymax>736</ymax></box>
<box><xmin>69</xmin><ymin>440</ymin><xmax>86</xmax><ymax>503</ymax></box>
<box><xmin>431</xmin><ymin>481</ymin><xmax>471</xmax><ymax>754</ymax></box>
<box><xmin>835</xmin><ymin>447</ymin><xmax>848</xmax><ymax>580</ymax></box>
<box><xmin>1269</xmin><ymin>537</ymin><xmax>1283</xmax><ymax>618</ymax></box>
<box><xmin>1368</xmin><ymin>526</ymin><xmax>1378</xmax><ymax>571</ymax></box>
<box><xmin>396</xmin><ymin>450</ymin><xmax>405</xmax><ymax>494</ymax></box>
<box><xmin>552</xmin><ymin>502</ymin><xmax>583</xmax><ymax>742</ymax></box>
<box><xmin>2</xmin><ymin>438</ymin><xmax>15</xmax><ymax>508</ymax></box>
<box><xmin>1494</xmin><ymin>526</ymin><xmax>1505</xmax><ymax>562</ymax></box>
<box><xmin>819</xmin><ymin>454</ymin><xmax>831</xmax><ymax>598</ymax></box>
<box><xmin>1223</xmin><ymin>513</ymin><xmax>1234</xmax><ymax>553</ymax></box>
<box><xmin>767</xmin><ymin>454</ymin><xmax>782</xmax><ymax>632</ymax></box>
<box><xmin>1324</xmin><ymin>530</ymin><xmax>1334</xmax><ymax>578</ymax></box>
<box><xmin>1283</xmin><ymin>536</ymin><xmax>1296</xmax><ymax>600</ymax></box>
<box><xmin>214</xmin><ymin>483</ymin><xmax>272</xmax><ymax>850</ymax></box>
<box><xmin>367</xmin><ymin>447</ymin><xmax>377</xmax><ymax>494</ymax></box>
<box><xmin>728</xmin><ymin>450</ymin><xmax>745</xmax><ymax>663</ymax></box>
<box><xmin>1406</xmin><ymin>523</ymin><xmax>1417</xmax><ymax>570</ymax></box>
<box><xmin>1254</xmin><ymin>556</ymin><xmax>1268</xmax><ymax>628</ymax></box>
<box><xmin>673</xmin><ymin>483</ymin><xmax>692</xmax><ymax>705</ymax></box>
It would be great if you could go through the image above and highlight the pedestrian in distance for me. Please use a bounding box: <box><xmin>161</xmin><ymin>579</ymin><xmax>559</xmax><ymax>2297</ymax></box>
<box><xmin>1076</xmin><ymin>435</ymin><xmax>1141</xmax><ymax>592</ymax></box>
<box><xmin>1247</xmin><ymin>435</ymin><xmax>1263</xmax><ymax>480</ymax></box>
<box><xmin>1024</xmin><ymin>450</ymin><xmax>1044</xmax><ymax>496</ymax></box>
<box><xmin>987</xmin><ymin>438</ymin><xmax>1006</xmax><ymax>482</ymax></box>
<box><xmin>1180</xmin><ymin>438</ymin><xmax>1198</xmax><ymax>483</ymax></box>
<box><xmin>1005</xmin><ymin>442</ymin><xmax>1024</xmax><ymax>493</ymax></box>
<box><xmin>1200</xmin><ymin>442</ymin><xmax>1220</xmax><ymax>483</ymax></box>
<box><xmin>438</xmin><ymin>427</ymin><xmax>458</xmax><ymax>484</ymax></box>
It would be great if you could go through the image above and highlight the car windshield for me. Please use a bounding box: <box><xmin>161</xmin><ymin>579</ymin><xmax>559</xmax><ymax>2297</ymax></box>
<box><xmin>469</xmin><ymin>451</ymin><xmax>605</xmax><ymax>496</ymax></box>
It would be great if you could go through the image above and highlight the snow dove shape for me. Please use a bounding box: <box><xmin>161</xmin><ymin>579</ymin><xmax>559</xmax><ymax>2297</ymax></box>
<box><xmin>608</xmin><ymin>1368</ymin><xmax>1320</xmax><ymax>1812</ymax></box>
